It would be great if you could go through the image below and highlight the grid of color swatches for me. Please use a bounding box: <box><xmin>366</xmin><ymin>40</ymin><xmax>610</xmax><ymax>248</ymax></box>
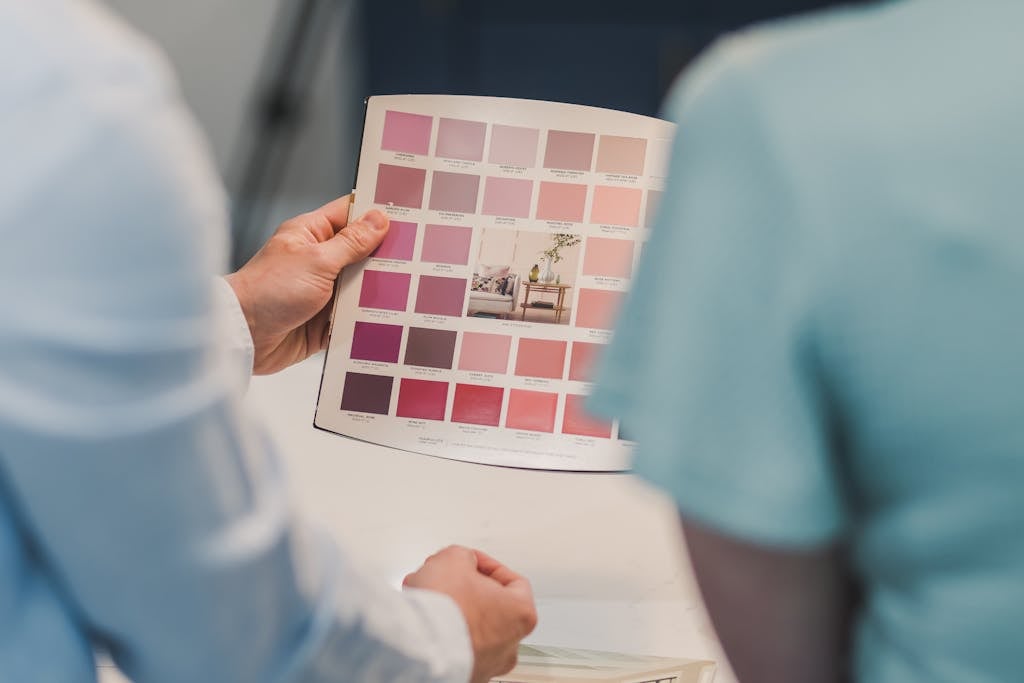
<box><xmin>339</xmin><ymin>324</ymin><xmax>612</xmax><ymax>439</ymax></box>
<box><xmin>372</xmin><ymin>108</ymin><xmax>664</xmax><ymax>227</ymax></box>
<box><xmin>317</xmin><ymin>95</ymin><xmax>676</xmax><ymax>471</ymax></box>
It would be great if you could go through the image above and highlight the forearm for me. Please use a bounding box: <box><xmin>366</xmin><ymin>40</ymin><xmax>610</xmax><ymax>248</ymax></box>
<box><xmin>2</xmin><ymin>383</ymin><xmax>470</xmax><ymax>683</ymax></box>
<box><xmin>681</xmin><ymin>516</ymin><xmax>854</xmax><ymax>683</ymax></box>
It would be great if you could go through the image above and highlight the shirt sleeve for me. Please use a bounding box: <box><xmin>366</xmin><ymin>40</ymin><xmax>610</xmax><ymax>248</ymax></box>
<box><xmin>213</xmin><ymin>277</ymin><xmax>256</xmax><ymax>390</ymax></box>
<box><xmin>0</xmin><ymin>25</ymin><xmax>471</xmax><ymax>683</ymax></box>
<box><xmin>589</xmin><ymin>38</ymin><xmax>849</xmax><ymax>548</ymax></box>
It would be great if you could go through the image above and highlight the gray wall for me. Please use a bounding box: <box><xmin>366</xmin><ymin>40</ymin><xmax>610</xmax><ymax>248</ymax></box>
<box><xmin>103</xmin><ymin>0</ymin><xmax>364</xmax><ymax>245</ymax></box>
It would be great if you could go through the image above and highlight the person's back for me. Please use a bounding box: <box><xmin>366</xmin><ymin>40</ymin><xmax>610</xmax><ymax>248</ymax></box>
<box><xmin>591</xmin><ymin>1</ymin><xmax>1024</xmax><ymax>680</ymax></box>
<box><xmin>768</xmin><ymin>4</ymin><xmax>1024</xmax><ymax>678</ymax></box>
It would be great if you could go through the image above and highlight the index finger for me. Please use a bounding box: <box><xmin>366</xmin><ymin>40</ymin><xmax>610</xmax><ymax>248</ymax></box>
<box><xmin>474</xmin><ymin>549</ymin><xmax>528</xmax><ymax>587</ymax></box>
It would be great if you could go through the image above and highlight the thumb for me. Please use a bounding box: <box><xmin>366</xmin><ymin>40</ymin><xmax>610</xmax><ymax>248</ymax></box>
<box><xmin>319</xmin><ymin>209</ymin><xmax>389</xmax><ymax>269</ymax></box>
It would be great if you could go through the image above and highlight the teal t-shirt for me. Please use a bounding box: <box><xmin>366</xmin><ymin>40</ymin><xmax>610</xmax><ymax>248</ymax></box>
<box><xmin>590</xmin><ymin>1</ymin><xmax>1024</xmax><ymax>680</ymax></box>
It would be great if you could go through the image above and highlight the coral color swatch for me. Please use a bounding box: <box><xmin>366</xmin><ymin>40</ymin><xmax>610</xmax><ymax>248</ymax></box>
<box><xmin>506</xmin><ymin>389</ymin><xmax>558</xmax><ymax>433</ymax></box>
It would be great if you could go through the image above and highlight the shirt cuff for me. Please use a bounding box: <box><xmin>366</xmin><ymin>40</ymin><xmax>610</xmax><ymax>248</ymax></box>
<box><xmin>214</xmin><ymin>276</ymin><xmax>254</xmax><ymax>385</ymax></box>
<box><xmin>400</xmin><ymin>587</ymin><xmax>474</xmax><ymax>683</ymax></box>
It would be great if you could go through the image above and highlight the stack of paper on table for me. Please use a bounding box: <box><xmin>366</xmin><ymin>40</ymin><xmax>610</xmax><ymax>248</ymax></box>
<box><xmin>491</xmin><ymin>644</ymin><xmax>717</xmax><ymax>683</ymax></box>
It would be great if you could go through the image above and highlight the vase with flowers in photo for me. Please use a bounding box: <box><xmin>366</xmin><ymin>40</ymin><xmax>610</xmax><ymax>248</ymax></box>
<box><xmin>540</xmin><ymin>233</ymin><xmax>581</xmax><ymax>284</ymax></box>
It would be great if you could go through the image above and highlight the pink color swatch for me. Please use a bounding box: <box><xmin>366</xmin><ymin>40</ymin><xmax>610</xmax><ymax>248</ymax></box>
<box><xmin>451</xmin><ymin>384</ymin><xmax>503</xmax><ymax>426</ymax></box>
<box><xmin>582</xmin><ymin>237</ymin><xmax>634</xmax><ymax>279</ymax></box>
<box><xmin>482</xmin><ymin>177</ymin><xmax>533</xmax><ymax>218</ymax></box>
<box><xmin>591</xmin><ymin>185</ymin><xmax>643</xmax><ymax>227</ymax></box>
<box><xmin>596</xmin><ymin>135</ymin><xmax>647</xmax><ymax>175</ymax></box>
<box><xmin>358</xmin><ymin>270</ymin><xmax>411</xmax><ymax>312</ymax></box>
<box><xmin>543</xmin><ymin>130</ymin><xmax>595</xmax><ymax>171</ymax></box>
<box><xmin>574</xmin><ymin>288</ymin><xmax>624</xmax><ymax>330</ymax></box>
<box><xmin>536</xmin><ymin>181</ymin><xmax>587</xmax><ymax>223</ymax></box>
<box><xmin>514</xmin><ymin>338</ymin><xmax>567</xmax><ymax>379</ymax></box>
<box><xmin>488</xmin><ymin>124</ymin><xmax>540</xmax><ymax>167</ymax></box>
<box><xmin>429</xmin><ymin>171</ymin><xmax>480</xmax><ymax>213</ymax></box>
<box><xmin>562</xmin><ymin>394</ymin><xmax>612</xmax><ymax>438</ymax></box>
<box><xmin>568</xmin><ymin>341</ymin><xmax>605</xmax><ymax>382</ymax></box>
<box><xmin>381</xmin><ymin>110</ymin><xmax>432</xmax><ymax>156</ymax></box>
<box><xmin>372</xmin><ymin>220</ymin><xmax>416</xmax><ymax>261</ymax></box>
<box><xmin>436</xmin><ymin>117</ymin><xmax>487</xmax><ymax>161</ymax></box>
<box><xmin>414</xmin><ymin>276</ymin><xmax>467</xmax><ymax>317</ymax></box>
<box><xmin>374</xmin><ymin>164</ymin><xmax>426</xmax><ymax>209</ymax></box>
<box><xmin>505</xmin><ymin>389</ymin><xmax>558</xmax><ymax>433</ymax></box>
<box><xmin>396</xmin><ymin>378</ymin><xmax>449</xmax><ymax>421</ymax></box>
<box><xmin>421</xmin><ymin>224</ymin><xmax>473</xmax><ymax>265</ymax></box>
<box><xmin>458</xmin><ymin>332</ymin><xmax>512</xmax><ymax>374</ymax></box>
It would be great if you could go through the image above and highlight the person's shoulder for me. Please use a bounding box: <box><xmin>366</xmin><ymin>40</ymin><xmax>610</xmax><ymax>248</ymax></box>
<box><xmin>662</xmin><ymin>2</ymin><xmax>902</xmax><ymax>123</ymax></box>
<box><xmin>0</xmin><ymin>2</ymin><xmax>176</xmax><ymax>111</ymax></box>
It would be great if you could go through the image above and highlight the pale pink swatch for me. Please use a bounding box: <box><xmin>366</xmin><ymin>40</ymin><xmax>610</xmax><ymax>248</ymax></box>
<box><xmin>488</xmin><ymin>124</ymin><xmax>540</xmax><ymax>167</ymax></box>
<box><xmin>436</xmin><ymin>117</ymin><xmax>487</xmax><ymax>161</ymax></box>
<box><xmin>582</xmin><ymin>237</ymin><xmax>634</xmax><ymax>278</ymax></box>
<box><xmin>458</xmin><ymin>332</ymin><xmax>513</xmax><ymax>374</ymax></box>
<box><xmin>590</xmin><ymin>185</ymin><xmax>642</xmax><ymax>227</ymax></box>
<box><xmin>482</xmin><ymin>177</ymin><xmax>533</xmax><ymax>218</ymax></box>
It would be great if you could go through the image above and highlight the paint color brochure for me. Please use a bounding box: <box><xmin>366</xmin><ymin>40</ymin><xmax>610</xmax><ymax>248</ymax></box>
<box><xmin>490</xmin><ymin>644</ymin><xmax>717</xmax><ymax>683</ymax></box>
<box><xmin>316</xmin><ymin>94</ymin><xmax>676</xmax><ymax>471</ymax></box>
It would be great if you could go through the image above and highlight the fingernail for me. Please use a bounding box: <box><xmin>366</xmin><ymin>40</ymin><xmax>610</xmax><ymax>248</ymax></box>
<box><xmin>360</xmin><ymin>210</ymin><xmax>389</xmax><ymax>232</ymax></box>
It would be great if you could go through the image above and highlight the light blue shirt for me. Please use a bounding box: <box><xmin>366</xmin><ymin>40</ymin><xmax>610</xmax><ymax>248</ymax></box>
<box><xmin>592</xmin><ymin>1</ymin><xmax>1024</xmax><ymax>681</ymax></box>
<box><xmin>0</xmin><ymin>2</ymin><xmax>470</xmax><ymax>681</ymax></box>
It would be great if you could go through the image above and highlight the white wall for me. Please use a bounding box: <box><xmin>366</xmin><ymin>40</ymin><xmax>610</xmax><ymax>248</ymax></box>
<box><xmin>477</xmin><ymin>229</ymin><xmax>583</xmax><ymax>286</ymax></box>
<box><xmin>102</xmin><ymin>0</ymin><xmax>364</xmax><ymax>242</ymax></box>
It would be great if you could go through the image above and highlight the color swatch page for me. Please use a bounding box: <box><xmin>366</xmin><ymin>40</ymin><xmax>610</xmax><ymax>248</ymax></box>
<box><xmin>316</xmin><ymin>94</ymin><xmax>676</xmax><ymax>471</ymax></box>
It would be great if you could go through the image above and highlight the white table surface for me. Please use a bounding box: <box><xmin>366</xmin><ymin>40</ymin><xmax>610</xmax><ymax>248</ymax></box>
<box><xmin>100</xmin><ymin>354</ymin><xmax>737</xmax><ymax>682</ymax></box>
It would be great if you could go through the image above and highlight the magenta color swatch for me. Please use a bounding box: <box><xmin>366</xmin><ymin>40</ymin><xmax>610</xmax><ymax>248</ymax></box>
<box><xmin>372</xmin><ymin>220</ymin><xmax>416</xmax><ymax>261</ymax></box>
<box><xmin>340</xmin><ymin>372</ymin><xmax>394</xmax><ymax>415</ymax></box>
<box><xmin>414</xmin><ymin>276</ymin><xmax>467</xmax><ymax>317</ymax></box>
<box><xmin>451</xmin><ymin>384</ymin><xmax>504</xmax><ymax>427</ymax></box>
<box><xmin>505</xmin><ymin>389</ymin><xmax>558</xmax><ymax>433</ymax></box>
<box><xmin>374</xmin><ymin>164</ymin><xmax>426</xmax><ymax>209</ymax></box>
<box><xmin>543</xmin><ymin>130</ymin><xmax>595</xmax><ymax>171</ymax></box>
<box><xmin>350</xmin><ymin>322</ymin><xmax>403</xmax><ymax>363</ymax></box>
<box><xmin>458</xmin><ymin>332</ymin><xmax>512</xmax><ymax>374</ymax></box>
<box><xmin>421</xmin><ymin>224</ymin><xmax>473</xmax><ymax>265</ymax></box>
<box><xmin>396</xmin><ymin>378</ymin><xmax>449</xmax><ymax>421</ymax></box>
<box><xmin>481</xmin><ymin>177</ymin><xmax>533</xmax><ymax>218</ymax></box>
<box><xmin>436</xmin><ymin>117</ymin><xmax>487</xmax><ymax>161</ymax></box>
<box><xmin>358</xmin><ymin>270</ymin><xmax>411</xmax><ymax>311</ymax></box>
<box><xmin>381</xmin><ymin>110</ymin><xmax>433</xmax><ymax>156</ymax></box>
<box><xmin>429</xmin><ymin>171</ymin><xmax>480</xmax><ymax>213</ymax></box>
<box><xmin>488</xmin><ymin>124</ymin><xmax>540</xmax><ymax>167</ymax></box>
<box><xmin>536</xmin><ymin>181</ymin><xmax>588</xmax><ymax>222</ymax></box>
<box><xmin>562</xmin><ymin>394</ymin><xmax>612</xmax><ymax>438</ymax></box>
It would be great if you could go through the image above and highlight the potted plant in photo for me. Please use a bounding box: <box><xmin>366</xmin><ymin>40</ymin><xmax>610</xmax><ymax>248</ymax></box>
<box><xmin>540</xmin><ymin>233</ymin><xmax>581</xmax><ymax>283</ymax></box>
